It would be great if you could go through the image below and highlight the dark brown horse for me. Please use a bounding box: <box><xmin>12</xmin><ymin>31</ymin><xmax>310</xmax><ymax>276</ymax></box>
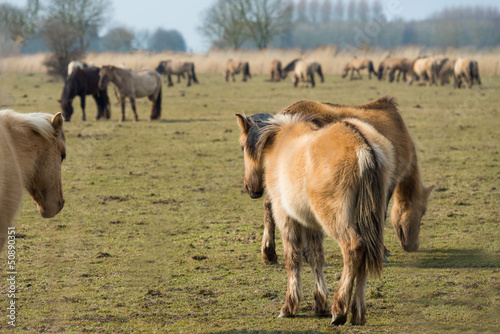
<box><xmin>59</xmin><ymin>67</ymin><xmax>110</xmax><ymax>122</ymax></box>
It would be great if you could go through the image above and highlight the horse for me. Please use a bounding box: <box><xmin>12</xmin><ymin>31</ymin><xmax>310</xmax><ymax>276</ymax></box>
<box><xmin>282</xmin><ymin>58</ymin><xmax>316</xmax><ymax>88</ymax></box>
<box><xmin>67</xmin><ymin>60</ymin><xmax>88</xmax><ymax>77</ymax></box>
<box><xmin>155</xmin><ymin>60</ymin><xmax>199</xmax><ymax>87</ymax></box>
<box><xmin>341</xmin><ymin>58</ymin><xmax>378</xmax><ymax>80</ymax></box>
<box><xmin>438</xmin><ymin>58</ymin><xmax>456</xmax><ymax>86</ymax></box>
<box><xmin>98</xmin><ymin>65</ymin><xmax>162</xmax><ymax>121</ymax></box>
<box><xmin>224</xmin><ymin>60</ymin><xmax>251</xmax><ymax>82</ymax></box>
<box><xmin>407</xmin><ymin>57</ymin><xmax>437</xmax><ymax>86</ymax></box>
<box><xmin>236</xmin><ymin>111</ymin><xmax>395</xmax><ymax>325</ymax></box>
<box><xmin>239</xmin><ymin>97</ymin><xmax>434</xmax><ymax>265</ymax></box>
<box><xmin>0</xmin><ymin>110</ymin><xmax>66</xmax><ymax>250</ymax></box>
<box><xmin>454</xmin><ymin>58</ymin><xmax>481</xmax><ymax>88</ymax></box>
<box><xmin>269</xmin><ymin>59</ymin><xmax>283</xmax><ymax>82</ymax></box>
<box><xmin>377</xmin><ymin>57</ymin><xmax>412</xmax><ymax>82</ymax></box>
<box><xmin>59</xmin><ymin>67</ymin><xmax>110</xmax><ymax>122</ymax></box>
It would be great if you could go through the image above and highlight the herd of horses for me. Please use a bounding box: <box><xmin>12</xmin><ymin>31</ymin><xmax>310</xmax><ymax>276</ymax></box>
<box><xmin>344</xmin><ymin>55</ymin><xmax>481</xmax><ymax>88</ymax></box>
<box><xmin>3</xmin><ymin>50</ymin><xmax>465</xmax><ymax>328</ymax></box>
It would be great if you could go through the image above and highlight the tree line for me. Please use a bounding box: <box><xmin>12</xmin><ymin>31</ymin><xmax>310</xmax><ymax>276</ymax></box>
<box><xmin>199</xmin><ymin>0</ymin><xmax>500</xmax><ymax>50</ymax></box>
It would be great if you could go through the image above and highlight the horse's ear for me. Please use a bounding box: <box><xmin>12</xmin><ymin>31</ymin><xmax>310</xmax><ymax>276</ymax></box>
<box><xmin>425</xmin><ymin>185</ymin><xmax>435</xmax><ymax>198</ymax></box>
<box><xmin>51</xmin><ymin>112</ymin><xmax>64</xmax><ymax>133</ymax></box>
<box><xmin>236</xmin><ymin>113</ymin><xmax>250</xmax><ymax>135</ymax></box>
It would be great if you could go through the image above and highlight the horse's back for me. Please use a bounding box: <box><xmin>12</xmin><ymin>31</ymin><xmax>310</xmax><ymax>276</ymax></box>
<box><xmin>133</xmin><ymin>69</ymin><xmax>161</xmax><ymax>97</ymax></box>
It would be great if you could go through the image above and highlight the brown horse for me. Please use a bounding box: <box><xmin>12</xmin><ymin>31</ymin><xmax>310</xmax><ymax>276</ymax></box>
<box><xmin>438</xmin><ymin>58</ymin><xmax>456</xmax><ymax>86</ymax></box>
<box><xmin>155</xmin><ymin>60</ymin><xmax>198</xmax><ymax>87</ymax></box>
<box><xmin>454</xmin><ymin>58</ymin><xmax>481</xmax><ymax>88</ymax></box>
<box><xmin>341</xmin><ymin>58</ymin><xmax>378</xmax><ymax>80</ymax></box>
<box><xmin>59</xmin><ymin>67</ymin><xmax>110</xmax><ymax>122</ymax></box>
<box><xmin>98</xmin><ymin>66</ymin><xmax>162</xmax><ymax>121</ymax></box>
<box><xmin>225</xmin><ymin>60</ymin><xmax>251</xmax><ymax>82</ymax></box>
<box><xmin>0</xmin><ymin>110</ymin><xmax>66</xmax><ymax>249</ymax></box>
<box><xmin>282</xmin><ymin>59</ymin><xmax>317</xmax><ymax>88</ymax></box>
<box><xmin>240</xmin><ymin>97</ymin><xmax>434</xmax><ymax>265</ymax></box>
<box><xmin>237</xmin><ymin>112</ymin><xmax>394</xmax><ymax>325</ymax></box>
<box><xmin>407</xmin><ymin>57</ymin><xmax>437</xmax><ymax>86</ymax></box>
<box><xmin>269</xmin><ymin>59</ymin><xmax>283</xmax><ymax>82</ymax></box>
<box><xmin>377</xmin><ymin>57</ymin><xmax>413</xmax><ymax>82</ymax></box>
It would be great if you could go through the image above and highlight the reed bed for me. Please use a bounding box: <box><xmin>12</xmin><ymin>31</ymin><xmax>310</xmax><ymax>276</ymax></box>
<box><xmin>1</xmin><ymin>45</ymin><xmax>499</xmax><ymax>76</ymax></box>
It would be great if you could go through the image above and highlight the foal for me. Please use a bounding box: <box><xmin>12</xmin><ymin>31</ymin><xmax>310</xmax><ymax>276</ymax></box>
<box><xmin>237</xmin><ymin>113</ymin><xmax>395</xmax><ymax>325</ymax></box>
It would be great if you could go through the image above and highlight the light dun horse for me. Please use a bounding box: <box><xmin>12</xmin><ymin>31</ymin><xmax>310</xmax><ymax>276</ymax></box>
<box><xmin>0</xmin><ymin>110</ymin><xmax>66</xmax><ymax>250</ymax></box>
<box><xmin>269</xmin><ymin>59</ymin><xmax>283</xmax><ymax>82</ymax></box>
<box><xmin>341</xmin><ymin>58</ymin><xmax>378</xmax><ymax>80</ymax></box>
<box><xmin>282</xmin><ymin>59</ymin><xmax>322</xmax><ymax>88</ymax></box>
<box><xmin>98</xmin><ymin>66</ymin><xmax>162</xmax><ymax>121</ymax></box>
<box><xmin>224</xmin><ymin>60</ymin><xmax>251</xmax><ymax>82</ymax></box>
<box><xmin>249</xmin><ymin>97</ymin><xmax>434</xmax><ymax>265</ymax></box>
<box><xmin>237</xmin><ymin>112</ymin><xmax>395</xmax><ymax>325</ymax></box>
<box><xmin>155</xmin><ymin>60</ymin><xmax>199</xmax><ymax>87</ymax></box>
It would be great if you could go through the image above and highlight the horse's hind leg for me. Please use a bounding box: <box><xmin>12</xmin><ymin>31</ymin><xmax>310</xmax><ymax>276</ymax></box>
<box><xmin>277</xmin><ymin>214</ymin><xmax>304</xmax><ymax>318</ymax></box>
<box><xmin>130</xmin><ymin>97</ymin><xmax>138</xmax><ymax>121</ymax></box>
<box><xmin>303</xmin><ymin>228</ymin><xmax>329</xmax><ymax>317</ymax></box>
<box><xmin>120</xmin><ymin>96</ymin><xmax>127</xmax><ymax>121</ymax></box>
<box><xmin>262</xmin><ymin>196</ymin><xmax>278</xmax><ymax>264</ymax></box>
<box><xmin>350</xmin><ymin>259</ymin><xmax>368</xmax><ymax>325</ymax></box>
<box><xmin>331</xmin><ymin>229</ymin><xmax>365</xmax><ymax>326</ymax></box>
<box><xmin>186</xmin><ymin>73</ymin><xmax>191</xmax><ymax>87</ymax></box>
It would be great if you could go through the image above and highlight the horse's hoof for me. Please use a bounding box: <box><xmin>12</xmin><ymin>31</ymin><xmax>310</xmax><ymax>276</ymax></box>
<box><xmin>331</xmin><ymin>313</ymin><xmax>347</xmax><ymax>326</ymax></box>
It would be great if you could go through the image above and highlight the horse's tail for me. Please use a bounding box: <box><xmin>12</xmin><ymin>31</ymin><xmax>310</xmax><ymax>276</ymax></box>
<box><xmin>377</xmin><ymin>62</ymin><xmax>384</xmax><ymax>80</ymax></box>
<box><xmin>353</xmin><ymin>132</ymin><xmax>388</xmax><ymax>277</ymax></box>
<box><xmin>151</xmin><ymin>84</ymin><xmax>162</xmax><ymax>120</ymax></box>
<box><xmin>368</xmin><ymin>61</ymin><xmax>378</xmax><ymax>77</ymax></box>
<box><xmin>243</xmin><ymin>62</ymin><xmax>251</xmax><ymax>79</ymax></box>
<box><xmin>191</xmin><ymin>63</ymin><xmax>199</xmax><ymax>84</ymax></box>
<box><xmin>316</xmin><ymin>65</ymin><xmax>324</xmax><ymax>83</ymax></box>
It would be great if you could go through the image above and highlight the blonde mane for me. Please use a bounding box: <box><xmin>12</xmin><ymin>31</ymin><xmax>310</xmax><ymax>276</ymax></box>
<box><xmin>0</xmin><ymin>110</ymin><xmax>56</xmax><ymax>141</ymax></box>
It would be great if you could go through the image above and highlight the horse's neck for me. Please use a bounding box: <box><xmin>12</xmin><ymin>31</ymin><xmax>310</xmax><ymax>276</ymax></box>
<box><xmin>111</xmin><ymin>68</ymin><xmax>131</xmax><ymax>88</ymax></box>
<box><xmin>0</xmin><ymin>119</ymin><xmax>38</xmax><ymax>185</ymax></box>
<box><xmin>393</xmin><ymin>161</ymin><xmax>424</xmax><ymax>205</ymax></box>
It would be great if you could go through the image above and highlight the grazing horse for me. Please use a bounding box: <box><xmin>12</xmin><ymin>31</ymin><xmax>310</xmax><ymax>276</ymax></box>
<box><xmin>408</xmin><ymin>57</ymin><xmax>437</xmax><ymax>86</ymax></box>
<box><xmin>59</xmin><ymin>67</ymin><xmax>110</xmax><ymax>122</ymax></box>
<box><xmin>454</xmin><ymin>58</ymin><xmax>481</xmax><ymax>88</ymax></box>
<box><xmin>237</xmin><ymin>112</ymin><xmax>395</xmax><ymax>325</ymax></box>
<box><xmin>269</xmin><ymin>59</ymin><xmax>283</xmax><ymax>82</ymax></box>
<box><xmin>377</xmin><ymin>57</ymin><xmax>412</xmax><ymax>82</ymax></box>
<box><xmin>438</xmin><ymin>59</ymin><xmax>456</xmax><ymax>86</ymax></box>
<box><xmin>240</xmin><ymin>97</ymin><xmax>434</xmax><ymax>265</ymax></box>
<box><xmin>155</xmin><ymin>60</ymin><xmax>199</xmax><ymax>87</ymax></box>
<box><xmin>283</xmin><ymin>58</ymin><xmax>316</xmax><ymax>88</ymax></box>
<box><xmin>98</xmin><ymin>65</ymin><xmax>162</xmax><ymax>121</ymax></box>
<box><xmin>341</xmin><ymin>58</ymin><xmax>378</xmax><ymax>80</ymax></box>
<box><xmin>0</xmin><ymin>110</ymin><xmax>66</xmax><ymax>250</ymax></box>
<box><xmin>225</xmin><ymin>60</ymin><xmax>251</xmax><ymax>82</ymax></box>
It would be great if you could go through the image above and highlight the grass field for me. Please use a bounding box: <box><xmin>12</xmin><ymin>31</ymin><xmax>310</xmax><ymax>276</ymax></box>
<box><xmin>0</xmin><ymin>70</ymin><xmax>498</xmax><ymax>333</ymax></box>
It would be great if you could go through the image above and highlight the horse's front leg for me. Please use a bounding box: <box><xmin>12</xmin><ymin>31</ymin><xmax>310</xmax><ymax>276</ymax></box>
<box><xmin>80</xmin><ymin>95</ymin><xmax>86</xmax><ymax>121</ymax></box>
<box><xmin>167</xmin><ymin>75</ymin><xmax>174</xmax><ymax>87</ymax></box>
<box><xmin>262</xmin><ymin>196</ymin><xmax>278</xmax><ymax>264</ymax></box>
<box><xmin>120</xmin><ymin>96</ymin><xmax>126</xmax><ymax>121</ymax></box>
<box><xmin>186</xmin><ymin>73</ymin><xmax>191</xmax><ymax>87</ymax></box>
<box><xmin>177</xmin><ymin>74</ymin><xmax>181</xmax><ymax>84</ymax></box>
<box><xmin>357</xmin><ymin>69</ymin><xmax>362</xmax><ymax>80</ymax></box>
<box><xmin>331</xmin><ymin>231</ymin><xmax>365</xmax><ymax>326</ymax></box>
<box><xmin>277</xmin><ymin>214</ymin><xmax>304</xmax><ymax>318</ymax></box>
<box><xmin>303</xmin><ymin>228</ymin><xmax>329</xmax><ymax>317</ymax></box>
<box><xmin>130</xmin><ymin>97</ymin><xmax>138</xmax><ymax>121</ymax></box>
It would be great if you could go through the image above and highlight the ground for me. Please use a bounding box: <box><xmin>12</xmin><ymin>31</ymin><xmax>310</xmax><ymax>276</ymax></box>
<box><xmin>0</xmin><ymin>72</ymin><xmax>498</xmax><ymax>333</ymax></box>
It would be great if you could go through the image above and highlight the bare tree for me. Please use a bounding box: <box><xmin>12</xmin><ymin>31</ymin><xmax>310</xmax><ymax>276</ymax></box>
<box><xmin>234</xmin><ymin>0</ymin><xmax>293</xmax><ymax>49</ymax></box>
<box><xmin>321</xmin><ymin>0</ymin><xmax>332</xmax><ymax>23</ymax></box>
<box><xmin>198</xmin><ymin>0</ymin><xmax>249</xmax><ymax>49</ymax></box>
<box><xmin>347</xmin><ymin>0</ymin><xmax>356</xmax><ymax>21</ymax></box>
<box><xmin>297</xmin><ymin>0</ymin><xmax>308</xmax><ymax>23</ymax></box>
<box><xmin>333</xmin><ymin>0</ymin><xmax>344</xmax><ymax>21</ymax></box>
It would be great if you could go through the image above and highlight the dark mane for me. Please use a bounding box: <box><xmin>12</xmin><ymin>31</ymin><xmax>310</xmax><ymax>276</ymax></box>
<box><xmin>283</xmin><ymin>58</ymin><xmax>300</xmax><ymax>72</ymax></box>
<box><xmin>245</xmin><ymin>113</ymin><xmax>274</xmax><ymax>159</ymax></box>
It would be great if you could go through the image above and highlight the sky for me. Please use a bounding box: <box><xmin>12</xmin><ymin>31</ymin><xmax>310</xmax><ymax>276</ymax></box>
<box><xmin>3</xmin><ymin>0</ymin><xmax>500</xmax><ymax>53</ymax></box>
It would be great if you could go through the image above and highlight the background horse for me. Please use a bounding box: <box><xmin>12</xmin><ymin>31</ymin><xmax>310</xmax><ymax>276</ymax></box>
<box><xmin>242</xmin><ymin>97</ymin><xmax>434</xmax><ymax>264</ymax></box>
<box><xmin>454</xmin><ymin>58</ymin><xmax>481</xmax><ymax>88</ymax></box>
<box><xmin>407</xmin><ymin>57</ymin><xmax>438</xmax><ymax>86</ymax></box>
<box><xmin>269</xmin><ymin>59</ymin><xmax>283</xmax><ymax>82</ymax></box>
<box><xmin>0</xmin><ymin>110</ymin><xmax>66</xmax><ymax>250</ymax></box>
<box><xmin>224</xmin><ymin>60</ymin><xmax>251</xmax><ymax>82</ymax></box>
<box><xmin>156</xmin><ymin>60</ymin><xmax>198</xmax><ymax>87</ymax></box>
<box><xmin>282</xmin><ymin>58</ymin><xmax>316</xmax><ymax>88</ymax></box>
<box><xmin>59</xmin><ymin>66</ymin><xmax>110</xmax><ymax>122</ymax></box>
<box><xmin>67</xmin><ymin>60</ymin><xmax>88</xmax><ymax>77</ymax></box>
<box><xmin>236</xmin><ymin>112</ymin><xmax>394</xmax><ymax>325</ymax></box>
<box><xmin>98</xmin><ymin>65</ymin><xmax>162</xmax><ymax>121</ymax></box>
<box><xmin>341</xmin><ymin>58</ymin><xmax>377</xmax><ymax>80</ymax></box>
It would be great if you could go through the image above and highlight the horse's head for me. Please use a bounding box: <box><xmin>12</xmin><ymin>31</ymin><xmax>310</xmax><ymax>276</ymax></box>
<box><xmin>26</xmin><ymin>112</ymin><xmax>66</xmax><ymax>218</ymax></box>
<box><xmin>98</xmin><ymin>66</ymin><xmax>113</xmax><ymax>89</ymax></box>
<box><xmin>391</xmin><ymin>184</ymin><xmax>434</xmax><ymax>252</ymax></box>
<box><xmin>341</xmin><ymin>65</ymin><xmax>349</xmax><ymax>78</ymax></box>
<box><xmin>236</xmin><ymin>113</ymin><xmax>274</xmax><ymax>199</ymax></box>
<box><xmin>59</xmin><ymin>96</ymin><xmax>74</xmax><ymax>122</ymax></box>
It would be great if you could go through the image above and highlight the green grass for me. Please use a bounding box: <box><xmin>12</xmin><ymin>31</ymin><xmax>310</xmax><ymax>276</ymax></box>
<box><xmin>0</xmin><ymin>72</ymin><xmax>498</xmax><ymax>333</ymax></box>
